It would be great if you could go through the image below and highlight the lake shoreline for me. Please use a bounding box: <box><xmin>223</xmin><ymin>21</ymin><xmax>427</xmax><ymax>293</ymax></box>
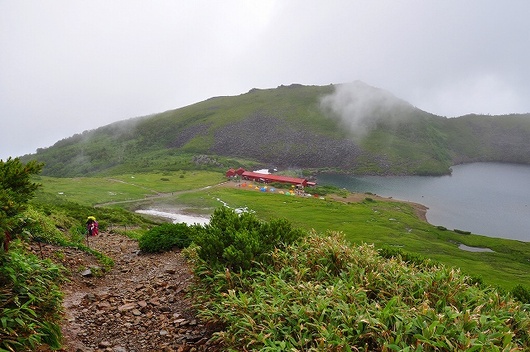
<box><xmin>327</xmin><ymin>192</ymin><xmax>429</xmax><ymax>223</ymax></box>
<box><xmin>317</xmin><ymin>163</ymin><xmax>530</xmax><ymax>242</ymax></box>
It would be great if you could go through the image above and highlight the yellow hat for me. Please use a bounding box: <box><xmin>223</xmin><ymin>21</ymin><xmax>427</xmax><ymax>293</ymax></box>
<box><xmin>87</xmin><ymin>216</ymin><xmax>96</xmax><ymax>221</ymax></box>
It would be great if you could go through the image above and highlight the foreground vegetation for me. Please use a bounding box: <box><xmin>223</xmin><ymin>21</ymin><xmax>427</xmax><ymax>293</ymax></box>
<box><xmin>2</xmin><ymin>158</ymin><xmax>530</xmax><ymax>350</ymax></box>
<box><xmin>0</xmin><ymin>158</ymin><xmax>157</xmax><ymax>351</ymax></box>
<box><xmin>140</xmin><ymin>208</ymin><xmax>530</xmax><ymax>351</ymax></box>
<box><xmin>0</xmin><ymin>241</ymin><xmax>64</xmax><ymax>351</ymax></box>
<box><xmin>0</xmin><ymin>158</ymin><xmax>64</xmax><ymax>351</ymax></box>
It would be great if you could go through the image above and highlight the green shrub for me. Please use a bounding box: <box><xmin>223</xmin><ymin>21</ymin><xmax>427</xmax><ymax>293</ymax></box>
<box><xmin>69</xmin><ymin>224</ymin><xmax>87</xmax><ymax>243</ymax></box>
<box><xmin>311</xmin><ymin>184</ymin><xmax>341</xmax><ymax>196</ymax></box>
<box><xmin>22</xmin><ymin>206</ymin><xmax>65</xmax><ymax>245</ymax></box>
<box><xmin>138</xmin><ymin>222</ymin><xmax>194</xmax><ymax>253</ymax></box>
<box><xmin>0</xmin><ymin>242</ymin><xmax>64</xmax><ymax>351</ymax></box>
<box><xmin>512</xmin><ymin>284</ymin><xmax>530</xmax><ymax>304</ymax></box>
<box><xmin>30</xmin><ymin>198</ymin><xmax>158</xmax><ymax>235</ymax></box>
<box><xmin>192</xmin><ymin>232</ymin><xmax>530</xmax><ymax>351</ymax></box>
<box><xmin>20</xmin><ymin>207</ymin><xmax>115</xmax><ymax>269</ymax></box>
<box><xmin>192</xmin><ymin>207</ymin><xmax>305</xmax><ymax>271</ymax></box>
<box><xmin>378</xmin><ymin>245</ymin><xmax>435</xmax><ymax>267</ymax></box>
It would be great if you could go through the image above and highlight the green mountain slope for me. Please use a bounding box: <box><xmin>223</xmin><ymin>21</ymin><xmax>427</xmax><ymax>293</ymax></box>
<box><xmin>24</xmin><ymin>82</ymin><xmax>530</xmax><ymax>177</ymax></box>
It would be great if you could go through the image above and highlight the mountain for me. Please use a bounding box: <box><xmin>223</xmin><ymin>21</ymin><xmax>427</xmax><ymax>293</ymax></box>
<box><xmin>23</xmin><ymin>82</ymin><xmax>530</xmax><ymax>177</ymax></box>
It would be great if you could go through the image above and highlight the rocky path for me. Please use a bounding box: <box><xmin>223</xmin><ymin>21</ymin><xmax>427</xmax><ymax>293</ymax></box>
<box><xmin>35</xmin><ymin>232</ymin><xmax>222</xmax><ymax>352</ymax></box>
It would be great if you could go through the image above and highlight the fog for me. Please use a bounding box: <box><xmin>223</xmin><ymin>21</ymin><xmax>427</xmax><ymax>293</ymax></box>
<box><xmin>320</xmin><ymin>82</ymin><xmax>416</xmax><ymax>137</ymax></box>
<box><xmin>1</xmin><ymin>1</ymin><xmax>529</xmax><ymax>160</ymax></box>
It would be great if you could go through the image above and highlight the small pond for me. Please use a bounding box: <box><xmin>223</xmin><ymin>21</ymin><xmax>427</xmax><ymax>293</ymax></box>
<box><xmin>458</xmin><ymin>244</ymin><xmax>494</xmax><ymax>253</ymax></box>
<box><xmin>136</xmin><ymin>209</ymin><xmax>209</xmax><ymax>225</ymax></box>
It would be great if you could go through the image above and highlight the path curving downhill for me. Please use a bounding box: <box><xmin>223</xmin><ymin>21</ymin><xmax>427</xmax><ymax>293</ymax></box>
<box><xmin>34</xmin><ymin>232</ymin><xmax>222</xmax><ymax>352</ymax></box>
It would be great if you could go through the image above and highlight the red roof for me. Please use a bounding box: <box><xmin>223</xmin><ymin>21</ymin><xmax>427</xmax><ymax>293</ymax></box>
<box><xmin>226</xmin><ymin>168</ymin><xmax>236</xmax><ymax>177</ymax></box>
<box><xmin>241</xmin><ymin>171</ymin><xmax>308</xmax><ymax>186</ymax></box>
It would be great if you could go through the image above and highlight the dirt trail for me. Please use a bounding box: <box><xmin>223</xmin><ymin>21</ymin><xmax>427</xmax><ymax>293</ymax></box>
<box><xmin>34</xmin><ymin>232</ymin><xmax>221</xmax><ymax>352</ymax></box>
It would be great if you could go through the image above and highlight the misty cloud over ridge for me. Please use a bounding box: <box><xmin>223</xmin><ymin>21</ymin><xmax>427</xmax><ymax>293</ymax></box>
<box><xmin>320</xmin><ymin>81</ymin><xmax>419</xmax><ymax>137</ymax></box>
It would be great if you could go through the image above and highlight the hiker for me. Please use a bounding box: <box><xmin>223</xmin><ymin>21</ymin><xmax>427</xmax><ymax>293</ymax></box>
<box><xmin>86</xmin><ymin>216</ymin><xmax>99</xmax><ymax>236</ymax></box>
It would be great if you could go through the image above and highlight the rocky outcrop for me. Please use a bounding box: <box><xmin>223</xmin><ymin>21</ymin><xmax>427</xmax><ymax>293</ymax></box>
<box><xmin>211</xmin><ymin>113</ymin><xmax>363</xmax><ymax>169</ymax></box>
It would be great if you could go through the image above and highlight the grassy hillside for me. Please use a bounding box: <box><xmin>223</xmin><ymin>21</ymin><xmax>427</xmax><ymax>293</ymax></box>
<box><xmin>445</xmin><ymin>114</ymin><xmax>530</xmax><ymax>164</ymax></box>
<box><xmin>21</xmin><ymin>82</ymin><xmax>530</xmax><ymax>177</ymax></box>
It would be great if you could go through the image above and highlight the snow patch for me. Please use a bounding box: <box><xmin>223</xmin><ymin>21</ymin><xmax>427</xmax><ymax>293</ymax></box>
<box><xmin>215</xmin><ymin>198</ymin><xmax>254</xmax><ymax>214</ymax></box>
<box><xmin>253</xmin><ymin>169</ymin><xmax>270</xmax><ymax>174</ymax></box>
<box><xmin>136</xmin><ymin>210</ymin><xmax>209</xmax><ymax>225</ymax></box>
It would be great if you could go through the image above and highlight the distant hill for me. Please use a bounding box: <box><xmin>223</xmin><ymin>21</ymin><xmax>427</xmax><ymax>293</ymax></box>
<box><xmin>23</xmin><ymin>82</ymin><xmax>530</xmax><ymax>177</ymax></box>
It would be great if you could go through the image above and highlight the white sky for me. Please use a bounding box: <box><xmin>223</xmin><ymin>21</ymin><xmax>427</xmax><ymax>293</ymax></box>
<box><xmin>1</xmin><ymin>1</ymin><xmax>529</xmax><ymax>160</ymax></box>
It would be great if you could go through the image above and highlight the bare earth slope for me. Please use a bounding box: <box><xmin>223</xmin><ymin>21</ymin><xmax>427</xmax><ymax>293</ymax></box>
<box><xmin>34</xmin><ymin>232</ymin><xmax>221</xmax><ymax>352</ymax></box>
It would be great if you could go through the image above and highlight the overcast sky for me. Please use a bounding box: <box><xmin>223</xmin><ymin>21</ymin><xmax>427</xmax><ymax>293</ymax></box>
<box><xmin>1</xmin><ymin>1</ymin><xmax>529</xmax><ymax>160</ymax></box>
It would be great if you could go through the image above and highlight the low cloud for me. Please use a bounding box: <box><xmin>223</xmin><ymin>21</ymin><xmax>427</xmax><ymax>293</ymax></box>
<box><xmin>320</xmin><ymin>81</ymin><xmax>415</xmax><ymax>137</ymax></box>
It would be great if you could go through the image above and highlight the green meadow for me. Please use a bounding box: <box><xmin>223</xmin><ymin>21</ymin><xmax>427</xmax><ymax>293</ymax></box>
<box><xmin>172</xmin><ymin>185</ymin><xmax>530</xmax><ymax>290</ymax></box>
<box><xmin>34</xmin><ymin>170</ymin><xmax>225</xmax><ymax>206</ymax></box>
<box><xmin>36</xmin><ymin>172</ymin><xmax>530</xmax><ymax>290</ymax></box>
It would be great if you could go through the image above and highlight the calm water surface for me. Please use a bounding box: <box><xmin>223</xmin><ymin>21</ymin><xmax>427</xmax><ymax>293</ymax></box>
<box><xmin>317</xmin><ymin>163</ymin><xmax>530</xmax><ymax>242</ymax></box>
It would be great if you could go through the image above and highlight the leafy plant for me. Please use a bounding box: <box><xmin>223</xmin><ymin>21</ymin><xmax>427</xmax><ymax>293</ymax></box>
<box><xmin>192</xmin><ymin>207</ymin><xmax>304</xmax><ymax>271</ymax></box>
<box><xmin>0</xmin><ymin>242</ymin><xmax>64</xmax><ymax>351</ymax></box>
<box><xmin>190</xmin><ymin>231</ymin><xmax>530</xmax><ymax>351</ymax></box>
<box><xmin>0</xmin><ymin>157</ymin><xmax>43</xmax><ymax>252</ymax></box>
<box><xmin>138</xmin><ymin>222</ymin><xmax>194</xmax><ymax>253</ymax></box>
<box><xmin>310</xmin><ymin>184</ymin><xmax>342</xmax><ymax>196</ymax></box>
<box><xmin>512</xmin><ymin>284</ymin><xmax>530</xmax><ymax>304</ymax></box>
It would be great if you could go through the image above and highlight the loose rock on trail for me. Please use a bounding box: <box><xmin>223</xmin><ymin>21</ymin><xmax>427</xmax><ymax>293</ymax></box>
<box><xmin>33</xmin><ymin>231</ymin><xmax>222</xmax><ymax>352</ymax></box>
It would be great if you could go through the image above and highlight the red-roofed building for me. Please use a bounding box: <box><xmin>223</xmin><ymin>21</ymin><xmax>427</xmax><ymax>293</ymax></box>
<box><xmin>241</xmin><ymin>171</ymin><xmax>309</xmax><ymax>187</ymax></box>
<box><xmin>226</xmin><ymin>168</ymin><xmax>236</xmax><ymax>177</ymax></box>
<box><xmin>235</xmin><ymin>167</ymin><xmax>246</xmax><ymax>176</ymax></box>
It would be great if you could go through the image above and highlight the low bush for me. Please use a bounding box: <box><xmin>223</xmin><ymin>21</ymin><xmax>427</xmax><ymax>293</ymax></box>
<box><xmin>22</xmin><ymin>206</ymin><xmax>65</xmax><ymax>245</ymax></box>
<box><xmin>512</xmin><ymin>284</ymin><xmax>530</xmax><ymax>304</ymax></box>
<box><xmin>306</xmin><ymin>184</ymin><xmax>341</xmax><ymax>196</ymax></box>
<box><xmin>190</xmin><ymin>229</ymin><xmax>530</xmax><ymax>351</ymax></box>
<box><xmin>378</xmin><ymin>245</ymin><xmax>435</xmax><ymax>267</ymax></box>
<box><xmin>23</xmin><ymin>207</ymin><xmax>115</xmax><ymax>269</ymax></box>
<box><xmin>191</xmin><ymin>207</ymin><xmax>305</xmax><ymax>271</ymax></box>
<box><xmin>138</xmin><ymin>222</ymin><xmax>194</xmax><ymax>253</ymax></box>
<box><xmin>0</xmin><ymin>242</ymin><xmax>64</xmax><ymax>351</ymax></box>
